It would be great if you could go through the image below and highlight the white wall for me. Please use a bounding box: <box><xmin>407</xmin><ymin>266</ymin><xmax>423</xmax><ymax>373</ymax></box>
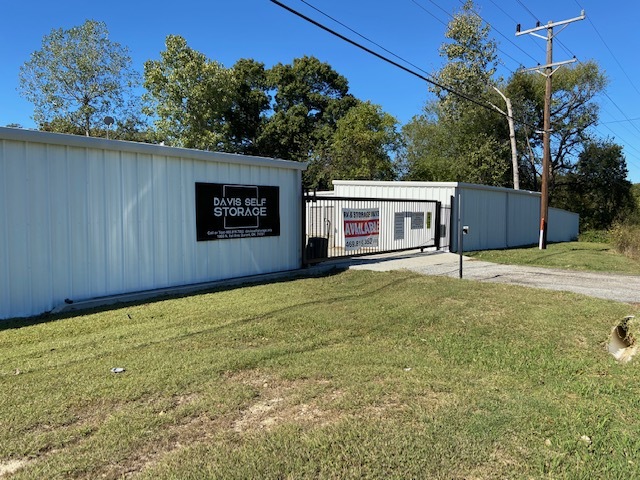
<box><xmin>0</xmin><ymin>128</ymin><xmax>306</xmax><ymax>320</ymax></box>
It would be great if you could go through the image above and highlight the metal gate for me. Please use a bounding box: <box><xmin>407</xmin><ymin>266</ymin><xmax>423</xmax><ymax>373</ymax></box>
<box><xmin>303</xmin><ymin>192</ymin><xmax>443</xmax><ymax>265</ymax></box>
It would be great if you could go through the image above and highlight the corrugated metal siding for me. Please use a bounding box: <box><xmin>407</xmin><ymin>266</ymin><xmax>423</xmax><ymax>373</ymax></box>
<box><xmin>331</xmin><ymin>181</ymin><xmax>579</xmax><ymax>252</ymax></box>
<box><xmin>548</xmin><ymin>207</ymin><xmax>579</xmax><ymax>242</ymax></box>
<box><xmin>460</xmin><ymin>188</ymin><xmax>507</xmax><ymax>251</ymax></box>
<box><xmin>506</xmin><ymin>192</ymin><xmax>540</xmax><ymax>247</ymax></box>
<box><xmin>334</xmin><ymin>180</ymin><xmax>457</xmax><ymax>205</ymax></box>
<box><xmin>0</xmin><ymin>128</ymin><xmax>304</xmax><ymax>320</ymax></box>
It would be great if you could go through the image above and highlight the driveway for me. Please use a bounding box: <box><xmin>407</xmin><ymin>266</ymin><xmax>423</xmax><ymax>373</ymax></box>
<box><xmin>347</xmin><ymin>251</ymin><xmax>640</xmax><ymax>304</ymax></box>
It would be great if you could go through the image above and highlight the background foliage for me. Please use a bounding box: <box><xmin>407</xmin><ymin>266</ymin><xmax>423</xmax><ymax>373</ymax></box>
<box><xmin>14</xmin><ymin>4</ymin><xmax>639</xmax><ymax>221</ymax></box>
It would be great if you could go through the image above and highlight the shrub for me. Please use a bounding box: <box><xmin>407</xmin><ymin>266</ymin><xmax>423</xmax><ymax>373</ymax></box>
<box><xmin>609</xmin><ymin>223</ymin><xmax>640</xmax><ymax>262</ymax></box>
<box><xmin>579</xmin><ymin>229</ymin><xmax>611</xmax><ymax>243</ymax></box>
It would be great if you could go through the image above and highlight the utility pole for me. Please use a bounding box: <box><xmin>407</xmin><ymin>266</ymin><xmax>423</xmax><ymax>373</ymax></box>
<box><xmin>516</xmin><ymin>11</ymin><xmax>585</xmax><ymax>249</ymax></box>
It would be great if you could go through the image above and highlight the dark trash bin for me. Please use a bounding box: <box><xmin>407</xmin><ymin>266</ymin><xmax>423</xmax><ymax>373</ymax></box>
<box><xmin>306</xmin><ymin>237</ymin><xmax>329</xmax><ymax>261</ymax></box>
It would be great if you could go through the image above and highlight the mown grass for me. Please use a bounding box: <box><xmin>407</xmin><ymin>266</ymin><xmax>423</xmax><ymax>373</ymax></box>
<box><xmin>467</xmin><ymin>241</ymin><xmax>640</xmax><ymax>275</ymax></box>
<box><xmin>1</xmin><ymin>270</ymin><xmax>639</xmax><ymax>479</ymax></box>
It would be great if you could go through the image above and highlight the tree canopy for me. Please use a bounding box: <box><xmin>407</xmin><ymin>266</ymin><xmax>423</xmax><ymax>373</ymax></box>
<box><xmin>553</xmin><ymin>140</ymin><xmax>634</xmax><ymax>230</ymax></box>
<box><xmin>506</xmin><ymin>61</ymin><xmax>607</xmax><ymax>190</ymax></box>
<box><xmin>402</xmin><ymin>0</ymin><xmax>512</xmax><ymax>186</ymax></box>
<box><xmin>19</xmin><ymin>20</ymin><xmax>142</xmax><ymax>137</ymax></box>
<box><xmin>143</xmin><ymin>35</ymin><xmax>234</xmax><ymax>150</ymax></box>
<box><xmin>15</xmin><ymin>12</ymin><xmax>634</xmax><ymax>222</ymax></box>
<box><xmin>144</xmin><ymin>40</ymin><xmax>401</xmax><ymax>188</ymax></box>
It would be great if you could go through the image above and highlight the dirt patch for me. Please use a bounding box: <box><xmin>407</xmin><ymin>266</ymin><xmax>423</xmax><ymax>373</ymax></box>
<box><xmin>229</xmin><ymin>371</ymin><xmax>337</xmax><ymax>433</ymax></box>
<box><xmin>108</xmin><ymin>372</ymin><xmax>340</xmax><ymax>478</ymax></box>
<box><xmin>0</xmin><ymin>459</ymin><xmax>28</xmax><ymax>477</ymax></box>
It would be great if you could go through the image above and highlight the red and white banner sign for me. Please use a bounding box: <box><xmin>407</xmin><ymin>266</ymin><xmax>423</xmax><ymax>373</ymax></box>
<box><xmin>343</xmin><ymin>208</ymin><xmax>380</xmax><ymax>250</ymax></box>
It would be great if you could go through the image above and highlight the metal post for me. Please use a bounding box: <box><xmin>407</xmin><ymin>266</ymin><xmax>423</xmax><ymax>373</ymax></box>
<box><xmin>458</xmin><ymin>193</ymin><xmax>463</xmax><ymax>279</ymax></box>
<box><xmin>434</xmin><ymin>201</ymin><xmax>442</xmax><ymax>250</ymax></box>
<box><xmin>301</xmin><ymin>186</ymin><xmax>307</xmax><ymax>268</ymax></box>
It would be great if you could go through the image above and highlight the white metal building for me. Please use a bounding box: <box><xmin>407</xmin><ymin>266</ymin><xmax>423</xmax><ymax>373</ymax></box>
<box><xmin>332</xmin><ymin>180</ymin><xmax>579</xmax><ymax>252</ymax></box>
<box><xmin>0</xmin><ymin>127</ymin><xmax>306</xmax><ymax>320</ymax></box>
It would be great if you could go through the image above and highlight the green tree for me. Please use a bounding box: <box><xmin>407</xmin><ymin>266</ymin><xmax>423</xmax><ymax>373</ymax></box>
<box><xmin>258</xmin><ymin>56</ymin><xmax>358</xmax><ymax>163</ymax></box>
<box><xmin>220</xmin><ymin>58</ymin><xmax>271</xmax><ymax>155</ymax></box>
<box><xmin>506</xmin><ymin>62</ymin><xmax>607</xmax><ymax>189</ymax></box>
<box><xmin>144</xmin><ymin>35</ymin><xmax>233</xmax><ymax>150</ymax></box>
<box><xmin>554</xmin><ymin>140</ymin><xmax>634</xmax><ymax>230</ymax></box>
<box><xmin>402</xmin><ymin>0</ymin><xmax>512</xmax><ymax>186</ymax></box>
<box><xmin>431</xmin><ymin>0</ymin><xmax>498</xmax><ymax>117</ymax></box>
<box><xmin>19</xmin><ymin>20</ymin><xmax>142</xmax><ymax>137</ymax></box>
<box><xmin>323</xmin><ymin>101</ymin><xmax>401</xmax><ymax>184</ymax></box>
<box><xmin>144</xmin><ymin>44</ymin><xmax>400</xmax><ymax>187</ymax></box>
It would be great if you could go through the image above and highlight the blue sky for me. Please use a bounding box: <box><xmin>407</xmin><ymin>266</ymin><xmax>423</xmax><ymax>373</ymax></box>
<box><xmin>2</xmin><ymin>0</ymin><xmax>639</xmax><ymax>183</ymax></box>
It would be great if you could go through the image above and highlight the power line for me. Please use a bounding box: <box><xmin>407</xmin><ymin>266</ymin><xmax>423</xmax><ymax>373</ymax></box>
<box><xmin>601</xmin><ymin>117</ymin><xmax>640</xmax><ymax>125</ymax></box>
<box><xmin>573</xmin><ymin>0</ymin><xmax>640</xmax><ymax>99</ymax></box>
<box><xmin>485</xmin><ymin>0</ymin><xmax>545</xmax><ymax>55</ymax></box>
<box><xmin>270</xmin><ymin>0</ymin><xmax>516</xmax><ymax>121</ymax></box>
<box><xmin>454</xmin><ymin>0</ymin><xmax>538</xmax><ymax>67</ymax></box>
<box><xmin>412</xmin><ymin>0</ymin><xmax>529</xmax><ymax>71</ymax></box>
<box><xmin>272</xmin><ymin>0</ymin><xmax>626</xmax><ymax>177</ymax></box>
<box><xmin>596</xmin><ymin>80</ymin><xmax>640</xmax><ymax>137</ymax></box>
<box><xmin>488</xmin><ymin>0</ymin><xmax>518</xmax><ymax>24</ymax></box>
<box><xmin>514</xmin><ymin>0</ymin><xmax>540</xmax><ymax>24</ymax></box>
<box><xmin>410</xmin><ymin>0</ymin><xmax>447</xmax><ymax>27</ymax></box>
<box><xmin>299</xmin><ymin>0</ymin><xmax>433</xmax><ymax>79</ymax></box>
<box><xmin>593</xmin><ymin>123</ymin><xmax>640</xmax><ymax>171</ymax></box>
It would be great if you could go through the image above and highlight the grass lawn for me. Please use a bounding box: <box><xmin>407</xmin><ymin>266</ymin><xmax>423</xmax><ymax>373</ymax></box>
<box><xmin>467</xmin><ymin>241</ymin><xmax>640</xmax><ymax>275</ymax></box>
<box><xmin>1</xmin><ymin>269</ymin><xmax>640</xmax><ymax>479</ymax></box>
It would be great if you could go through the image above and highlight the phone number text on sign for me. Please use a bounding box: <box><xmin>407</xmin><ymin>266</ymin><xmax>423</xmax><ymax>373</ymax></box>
<box><xmin>343</xmin><ymin>208</ymin><xmax>380</xmax><ymax>250</ymax></box>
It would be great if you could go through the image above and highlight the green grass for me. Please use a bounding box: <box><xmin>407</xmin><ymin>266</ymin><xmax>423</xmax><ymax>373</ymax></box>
<box><xmin>467</xmin><ymin>241</ymin><xmax>640</xmax><ymax>275</ymax></box>
<box><xmin>1</xmin><ymin>270</ymin><xmax>640</xmax><ymax>479</ymax></box>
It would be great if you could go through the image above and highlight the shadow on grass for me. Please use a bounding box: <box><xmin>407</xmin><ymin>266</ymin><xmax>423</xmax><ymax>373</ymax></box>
<box><xmin>0</xmin><ymin>266</ymin><xmax>355</xmax><ymax>333</ymax></box>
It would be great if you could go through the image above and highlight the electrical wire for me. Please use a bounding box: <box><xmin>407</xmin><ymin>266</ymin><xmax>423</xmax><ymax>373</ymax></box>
<box><xmin>573</xmin><ymin>0</ymin><xmax>640</xmax><ymax>99</ymax></box>
<box><xmin>514</xmin><ymin>0</ymin><xmax>540</xmax><ymax>24</ymax></box>
<box><xmin>299</xmin><ymin>0</ymin><xmax>433</xmax><ymax>79</ymax></box>
<box><xmin>601</xmin><ymin>117</ymin><xmax>640</xmax><ymax>125</ymax></box>
<box><xmin>410</xmin><ymin>0</ymin><xmax>447</xmax><ymax>27</ymax></box>
<box><xmin>411</xmin><ymin>0</ymin><xmax>526</xmax><ymax>72</ymax></box>
<box><xmin>270</xmin><ymin>0</ymin><xmax>515</xmax><ymax>122</ymax></box>
<box><xmin>272</xmin><ymin>0</ymin><xmax>638</xmax><ymax>177</ymax></box>
<box><xmin>454</xmin><ymin>0</ymin><xmax>538</xmax><ymax>66</ymax></box>
<box><xmin>486</xmin><ymin>0</ymin><xmax>545</xmax><ymax>56</ymax></box>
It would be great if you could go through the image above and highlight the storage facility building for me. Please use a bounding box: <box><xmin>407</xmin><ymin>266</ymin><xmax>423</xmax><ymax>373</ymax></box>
<box><xmin>0</xmin><ymin>127</ymin><xmax>306</xmax><ymax>320</ymax></box>
<box><xmin>332</xmin><ymin>180</ymin><xmax>579</xmax><ymax>252</ymax></box>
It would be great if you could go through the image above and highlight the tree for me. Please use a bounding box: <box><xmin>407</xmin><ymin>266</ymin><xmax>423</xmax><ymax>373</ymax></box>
<box><xmin>431</xmin><ymin>0</ymin><xmax>498</xmax><ymax>118</ymax></box>
<box><xmin>324</xmin><ymin>101</ymin><xmax>401</xmax><ymax>184</ymax></box>
<box><xmin>144</xmin><ymin>35</ymin><xmax>234</xmax><ymax>150</ymax></box>
<box><xmin>506</xmin><ymin>62</ymin><xmax>607</xmax><ymax>188</ymax></box>
<box><xmin>258</xmin><ymin>56</ymin><xmax>358</xmax><ymax>163</ymax></box>
<box><xmin>554</xmin><ymin>140</ymin><xmax>634</xmax><ymax>230</ymax></box>
<box><xmin>402</xmin><ymin>0</ymin><xmax>512</xmax><ymax>186</ymax></box>
<box><xmin>19</xmin><ymin>20</ymin><xmax>142</xmax><ymax>137</ymax></box>
<box><xmin>220</xmin><ymin>58</ymin><xmax>271</xmax><ymax>155</ymax></box>
<box><xmin>144</xmin><ymin>44</ymin><xmax>401</xmax><ymax>187</ymax></box>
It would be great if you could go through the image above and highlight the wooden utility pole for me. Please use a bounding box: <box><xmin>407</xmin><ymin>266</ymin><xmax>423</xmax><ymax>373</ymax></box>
<box><xmin>516</xmin><ymin>11</ymin><xmax>585</xmax><ymax>249</ymax></box>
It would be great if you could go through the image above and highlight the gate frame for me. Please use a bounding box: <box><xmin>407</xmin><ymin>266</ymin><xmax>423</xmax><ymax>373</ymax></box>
<box><xmin>302</xmin><ymin>191</ymin><xmax>442</xmax><ymax>266</ymax></box>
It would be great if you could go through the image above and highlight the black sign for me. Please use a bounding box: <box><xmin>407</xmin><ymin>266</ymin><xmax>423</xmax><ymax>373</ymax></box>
<box><xmin>195</xmin><ymin>183</ymin><xmax>280</xmax><ymax>241</ymax></box>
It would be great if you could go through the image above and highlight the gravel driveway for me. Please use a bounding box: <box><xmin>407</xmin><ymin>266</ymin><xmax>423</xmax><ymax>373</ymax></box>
<box><xmin>347</xmin><ymin>251</ymin><xmax>640</xmax><ymax>304</ymax></box>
